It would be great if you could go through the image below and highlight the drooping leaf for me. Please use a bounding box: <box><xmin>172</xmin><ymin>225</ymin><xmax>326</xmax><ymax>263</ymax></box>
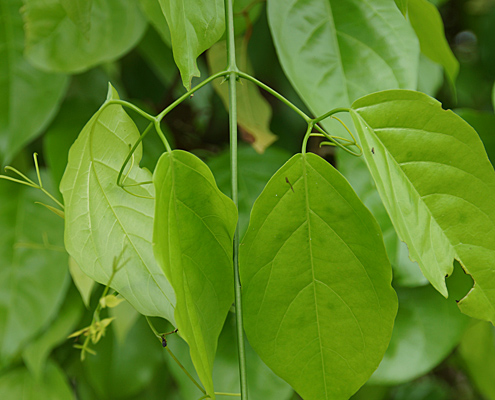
<box><xmin>406</xmin><ymin>0</ymin><xmax>459</xmax><ymax>86</ymax></box>
<box><xmin>60</xmin><ymin>85</ymin><xmax>176</xmax><ymax>323</ymax></box>
<box><xmin>337</xmin><ymin>150</ymin><xmax>428</xmax><ymax>287</ymax></box>
<box><xmin>0</xmin><ymin>174</ymin><xmax>70</xmax><ymax>367</ymax></box>
<box><xmin>153</xmin><ymin>150</ymin><xmax>237</xmax><ymax>399</ymax></box>
<box><xmin>459</xmin><ymin>320</ymin><xmax>495</xmax><ymax>400</ymax></box>
<box><xmin>139</xmin><ymin>0</ymin><xmax>172</xmax><ymax>47</ymax></box>
<box><xmin>0</xmin><ymin>0</ymin><xmax>67</xmax><ymax>166</ymax></box>
<box><xmin>351</xmin><ymin>89</ymin><xmax>495</xmax><ymax>323</ymax></box>
<box><xmin>83</xmin><ymin>317</ymin><xmax>164</xmax><ymax>400</ymax></box>
<box><xmin>370</xmin><ymin>265</ymin><xmax>471</xmax><ymax>384</ymax></box>
<box><xmin>240</xmin><ymin>152</ymin><xmax>397</xmax><ymax>400</ymax></box>
<box><xmin>68</xmin><ymin>256</ymin><xmax>95</xmax><ymax>308</ymax></box>
<box><xmin>158</xmin><ymin>0</ymin><xmax>225</xmax><ymax>89</ymax></box>
<box><xmin>59</xmin><ymin>0</ymin><xmax>93</xmax><ymax>38</ymax></box>
<box><xmin>0</xmin><ymin>361</ymin><xmax>73</xmax><ymax>400</ymax></box>
<box><xmin>22</xmin><ymin>0</ymin><xmax>147</xmax><ymax>73</ymax></box>
<box><xmin>165</xmin><ymin>314</ymin><xmax>294</xmax><ymax>400</ymax></box>
<box><xmin>207</xmin><ymin>39</ymin><xmax>278</xmax><ymax>153</ymax></box>
<box><xmin>207</xmin><ymin>144</ymin><xmax>291</xmax><ymax>239</ymax></box>
<box><xmin>23</xmin><ymin>285</ymin><xmax>84</xmax><ymax>378</ymax></box>
<box><xmin>267</xmin><ymin>0</ymin><xmax>419</xmax><ymax>120</ymax></box>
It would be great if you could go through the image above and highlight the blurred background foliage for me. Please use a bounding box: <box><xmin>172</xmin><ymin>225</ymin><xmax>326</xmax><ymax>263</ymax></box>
<box><xmin>0</xmin><ymin>0</ymin><xmax>494</xmax><ymax>399</ymax></box>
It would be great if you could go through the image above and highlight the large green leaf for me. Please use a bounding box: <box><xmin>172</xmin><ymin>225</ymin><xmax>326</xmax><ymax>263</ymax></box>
<box><xmin>59</xmin><ymin>0</ymin><xmax>93</xmax><ymax>38</ymax></box>
<box><xmin>0</xmin><ymin>361</ymin><xmax>72</xmax><ymax>400</ymax></box>
<box><xmin>60</xmin><ymin>85</ymin><xmax>176</xmax><ymax>323</ymax></box>
<box><xmin>139</xmin><ymin>0</ymin><xmax>172</xmax><ymax>47</ymax></box>
<box><xmin>153</xmin><ymin>149</ymin><xmax>237</xmax><ymax>399</ymax></box>
<box><xmin>406</xmin><ymin>0</ymin><xmax>459</xmax><ymax>86</ymax></box>
<box><xmin>22</xmin><ymin>0</ymin><xmax>147</xmax><ymax>73</ymax></box>
<box><xmin>207</xmin><ymin>39</ymin><xmax>277</xmax><ymax>153</ymax></box>
<box><xmin>23</xmin><ymin>285</ymin><xmax>84</xmax><ymax>378</ymax></box>
<box><xmin>351</xmin><ymin>89</ymin><xmax>495</xmax><ymax>323</ymax></box>
<box><xmin>158</xmin><ymin>0</ymin><xmax>225</xmax><ymax>90</ymax></box>
<box><xmin>207</xmin><ymin>144</ymin><xmax>291</xmax><ymax>239</ymax></box>
<box><xmin>455</xmin><ymin>109</ymin><xmax>495</xmax><ymax>165</ymax></box>
<box><xmin>0</xmin><ymin>174</ymin><xmax>70</xmax><ymax>366</ymax></box>
<box><xmin>165</xmin><ymin>314</ymin><xmax>294</xmax><ymax>400</ymax></box>
<box><xmin>0</xmin><ymin>0</ymin><xmax>67</xmax><ymax>166</ymax></box>
<box><xmin>337</xmin><ymin>150</ymin><xmax>427</xmax><ymax>287</ymax></box>
<box><xmin>459</xmin><ymin>320</ymin><xmax>495</xmax><ymax>400</ymax></box>
<box><xmin>370</xmin><ymin>266</ymin><xmax>471</xmax><ymax>384</ymax></box>
<box><xmin>267</xmin><ymin>0</ymin><xmax>419</xmax><ymax>118</ymax></box>
<box><xmin>240</xmin><ymin>152</ymin><xmax>397</xmax><ymax>400</ymax></box>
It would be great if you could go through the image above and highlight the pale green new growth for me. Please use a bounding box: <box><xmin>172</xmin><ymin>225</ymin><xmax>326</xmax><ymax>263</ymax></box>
<box><xmin>153</xmin><ymin>150</ymin><xmax>238</xmax><ymax>399</ymax></box>
<box><xmin>240</xmin><ymin>153</ymin><xmax>397</xmax><ymax>400</ymax></box>
<box><xmin>352</xmin><ymin>89</ymin><xmax>495</xmax><ymax>323</ymax></box>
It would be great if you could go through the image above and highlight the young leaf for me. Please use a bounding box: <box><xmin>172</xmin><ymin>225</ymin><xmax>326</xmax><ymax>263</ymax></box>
<box><xmin>0</xmin><ymin>0</ymin><xmax>67</xmax><ymax>166</ymax></box>
<box><xmin>240</xmin><ymin>153</ymin><xmax>397</xmax><ymax>400</ymax></box>
<box><xmin>153</xmin><ymin>150</ymin><xmax>237</xmax><ymax>399</ymax></box>
<box><xmin>158</xmin><ymin>0</ymin><xmax>225</xmax><ymax>89</ymax></box>
<box><xmin>406</xmin><ymin>0</ymin><xmax>459</xmax><ymax>86</ymax></box>
<box><xmin>60</xmin><ymin>85</ymin><xmax>176</xmax><ymax>324</ymax></box>
<box><xmin>370</xmin><ymin>266</ymin><xmax>471</xmax><ymax>384</ymax></box>
<box><xmin>22</xmin><ymin>0</ymin><xmax>147</xmax><ymax>73</ymax></box>
<box><xmin>0</xmin><ymin>175</ymin><xmax>70</xmax><ymax>366</ymax></box>
<box><xmin>207</xmin><ymin>39</ymin><xmax>278</xmax><ymax>153</ymax></box>
<box><xmin>351</xmin><ymin>89</ymin><xmax>495</xmax><ymax>323</ymax></box>
<box><xmin>59</xmin><ymin>0</ymin><xmax>93</xmax><ymax>39</ymax></box>
<box><xmin>267</xmin><ymin>0</ymin><xmax>419</xmax><ymax>118</ymax></box>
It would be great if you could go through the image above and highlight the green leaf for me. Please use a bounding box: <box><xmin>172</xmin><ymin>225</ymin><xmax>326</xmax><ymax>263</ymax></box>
<box><xmin>83</xmin><ymin>317</ymin><xmax>164</xmax><ymax>399</ymax></box>
<box><xmin>68</xmin><ymin>256</ymin><xmax>95</xmax><ymax>308</ymax></box>
<box><xmin>22</xmin><ymin>0</ymin><xmax>147</xmax><ymax>73</ymax></box>
<box><xmin>139</xmin><ymin>0</ymin><xmax>172</xmax><ymax>47</ymax></box>
<box><xmin>351</xmin><ymin>89</ymin><xmax>495</xmax><ymax>323</ymax></box>
<box><xmin>207</xmin><ymin>144</ymin><xmax>291</xmax><ymax>240</ymax></box>
<box><xmin>153</xmin><ymin>150</ymin><xmax>237</xmax><ymax>399</ymax></box>
<box><xmin>455</xmin><ymin>109</ymin><xmax>495</xmax><ymax>165</ymax></box>
<box><xmin>23</xmin><ymin>285</ymin><xmax>84</xmax><ymax>378</ymax></box>
<box><xmin>394</xmin><ymin>0</ymin><xmax>408</xmax><ymax>15</ymax></box>
<box><xmin>337</xmin><ymin>150</ymin><xmax>428</xmax><ymax>287</ymax></box>
<box><xmin>59</xmin><ymin>0</ymin><xmax>93</xmax><ymax>38</ymax></box>
<box><xmin>0</xmin><ymin>361</ymin><xmax>73</xmax><ymax>400</ymax></box>
<box><xmin>165</xmin><ymin>314</ymin><xmax>294</xmax><ymax>400</ymax></box>
<box><xmin>417</xmin><ymin>54</ymin><xmax>444</xmax><ymax>97</ymax></box>
<box><xmin>240</xmin><ymin>153</ymin><xmax>397</xmax><ymax>400</ymax></box>
<box><xmin>0</xmin><ymin>0</ymin><xmax>67</xmax><ymax>166</ymax></box>
<box><xmin>0</xmin><ymin>174</ymin><xmax>70</xmax><ymax>366</ymax></box>
<box><xmin>370</xmin><ymin>265</ymin><xmax>471</xmax><ymax>384</ymax></box>
<box><xmin>492</xmin><ymin>81</ymin><xmax>495</xmax><ymax>111</ymax></box>
<box><xmin>459</xmin><ymin>320</ymin><xmax>495</xmax><ymax>400</ymax></box>
<box><xmin>207</xmin><ymin>39</ymin><xmax>278</xmax><ymax>153</ymax></box>
<box><xmin>60</xmin><ymin>85</ymin><xmax>176</xmax><ymax>324</ymax></box>
<box><xmin>109</xmin><ymin>298</ymin><xmax>140</xmax><ymax>344</ymax></box>
<box><xmin>157</xmin><ymin>0</ymin><xmax>225</xmax><ymax>89</ymax></box>
<box><xmin>267</xmin><ymin>0</ymin><xmax>419</xmax><ymax>118</ymax></box>
<box><xmin>406</xmin><ymin>0</ymin><xmax>459</xmax><ymax>86</ymax></box>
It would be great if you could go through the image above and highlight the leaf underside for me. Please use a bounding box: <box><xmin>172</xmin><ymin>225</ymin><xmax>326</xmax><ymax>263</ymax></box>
<box><xmin>153</xmin><ymin>150</ymin><xmax>237</xmax><ymax>399</ymax></box>
<box><xmin>240</xmin><ymin>153</ymin><xmax>397</xmax><ymax>400</ymax></box>
<box><xmin>352</xmin><ymin>89</ymin><xmax>495</xmax><ymax>323</ymax></box>
<box><xmin>60</xmin><ymin>85</ymin><xmax>176</xmax><ymax>324</ymax></box>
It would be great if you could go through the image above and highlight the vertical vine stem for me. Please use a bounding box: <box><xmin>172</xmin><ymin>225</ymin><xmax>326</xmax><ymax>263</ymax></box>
<box><xmin>225</xmin><ymin>0</ymin><xmax>248</xmax><ymax>398</ymax></box>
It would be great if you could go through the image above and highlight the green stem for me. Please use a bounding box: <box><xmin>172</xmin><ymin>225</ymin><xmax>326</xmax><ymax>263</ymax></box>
<box><xmin>312</xmin><ymin>107</ymin><xmax>350</xmax><ymax>124</ymax></box>
<box><xmin>225</xmin><ymin>0</ymin><xmax>248</xmax><ymax>399</ymax></box>
<box><xmin>167</xmin><ymin>346</ymin><xmax>206</xmax><ymax>395</ymax></box>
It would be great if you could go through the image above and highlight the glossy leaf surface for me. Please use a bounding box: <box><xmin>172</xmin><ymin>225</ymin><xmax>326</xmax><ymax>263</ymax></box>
<box><xmin>267</xmin><ymin>0</ymin><xmax>419</xmax><ymax>117</ymax></box>
<box><xmin>0</xmin><ymin>0</ymin><xmax>67</xmax><ymax>165</ymax></box>
<box><xmin>23</xmin><ymin>0</ymin><xmax>147</xmax><ymax>73</ymax></box>
<box><xmin>240</xmin><ymin>153</ymin><xmax>397</xmax><ymax>400</ymax></box>
<box><xmin>208</xmin><ymin>39</ymin><xmax>277</xmax><ymax>153</ymax></box>
<box><xmin>406</xmin><ymin>0</ymin><xmax>458</xmax><ymax>85</ymax></box>
<box><xmin>459</xmin><ymin>321</ymin><xmax>495</xmax><ymax>400</ymax></box>
<box><xmin>0</xmin><ymin>361</ymin><xmax>72</xmax><ymax>400</ymax></box>
<box><xmin>352</xmin><ymin>89</ymin><xmax>495</xmax><ymax>323</ymax></box>
<box><xmin>371</xmin><ymin>266</ymin><xmax>471</xmax><ymax>384</ymax></box>
<box><xmin>60</xmin><ymin>85</ymin><xmax>176</xmax><ymax>323</ymax></box>
<box><xmin>153</xmin><ymin>150</ymin><xmax>237</xmax><ymax>398</ymax></box>
<box><xmin>0</xmin><ymin>175</ymin><xmax>70</xmax><ymax>366</ymax></box>
<box><xmin>158</xmin><ymin>0</ymin><xmax>225</xmax><ymax>89</ymax></box>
